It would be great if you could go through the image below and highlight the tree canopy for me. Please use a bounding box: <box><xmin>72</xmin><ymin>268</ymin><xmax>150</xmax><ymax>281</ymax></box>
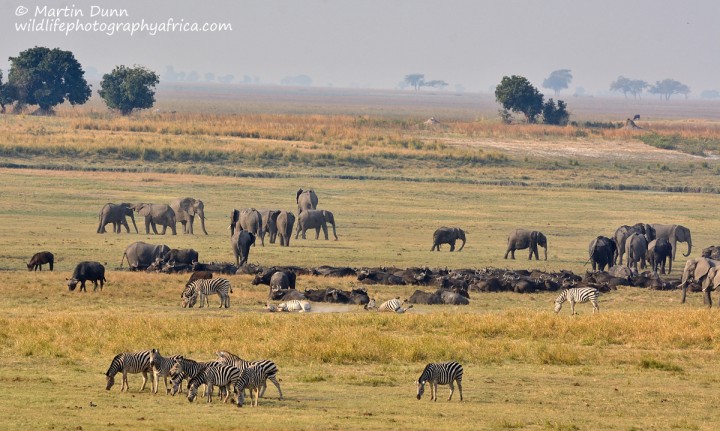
<box><xmin>609</xmin><ymin>76</ymin><xmax>649</xmax><ymax>99</ymax></box>
<box><xmin>98</xmin><ymin>65</ymin><xmax>160</xmax><ymax>115</ymax></box>
<box><xmin>7</xmin><ymin>46</ymin><xmax>91</xmax><ymax>114</ymax></box>
<box><xmin>542</xmin><ymin>69</ymin><xmax>573</xmax><ymax>96</ymax></box>
<box><xmin>649</xmin><ymin>79</ymin><xmax>690</xmax><ymax>100</ymax></box>
<box><xmin>0</xmin><ymin>70</ymin><xmax>12</xmax><ymax>113</ymax></box>
<box><xmin>404</xmin><ymin>74</ymin><xmax>425</xmax><ymax>91</ymax></box>
<box><xmin>542</xmin><ymin>99</ymin><xmax>570</xmax><ymax>126</ymax></box>
<box><xmin>495</xmin><ymin>75</ymin><xmax>544</xmax><ymax>123</ymax></box>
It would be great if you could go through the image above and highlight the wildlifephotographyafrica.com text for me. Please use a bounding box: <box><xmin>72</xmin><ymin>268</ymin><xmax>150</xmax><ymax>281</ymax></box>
<box><xmin>13</xmin><ymin>4</ymin><xmax>232</xmax><ymax>36</ymax></box>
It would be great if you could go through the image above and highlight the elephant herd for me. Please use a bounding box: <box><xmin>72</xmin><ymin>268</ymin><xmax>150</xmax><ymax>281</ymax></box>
<box><xmin>97</xmin><ymin>198</ymin><xmax>207</xmax><ymax>236</ymax></box>
<box><xmin>588</xmin><ymin>223</ymin><xmax>692</xmax><ymax>275</ymax></box>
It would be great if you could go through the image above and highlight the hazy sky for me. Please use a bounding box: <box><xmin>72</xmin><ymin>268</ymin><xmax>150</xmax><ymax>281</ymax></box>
<box><xmin>1</xmin><ymin>0</ymin><xmax>718</xmax><ymax>94</ymax></box>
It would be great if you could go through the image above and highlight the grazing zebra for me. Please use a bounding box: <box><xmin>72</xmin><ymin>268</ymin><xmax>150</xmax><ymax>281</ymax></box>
<box><xmin>105</xmin><ymin>350</ymin><xmax>152</xmax><ymax>392</ymax></box>
<box><xmin>416</xmin><ymin>361</ymin><xmax>464</xmax><ymax>402</ymax></box>
<box><xmin>377</xmin><ymin>298</ymin><xmax>413</xmax><ymax>313</ymax></box>
<box><xmin>170</xmin><ymin>358</ymin><xmax>224</xmax><ymax>396</ymax></box>
<box><xmin>278</xmin><ymin>300</ymin><xmax>311</xmax><ymax>312</ymax></box>
<box><xmin>149</xmin><ymin>348</ymin><xmax>182</xmax><ymax>394</ymax></box>
<box><xmin>554</xmin><ymin>287</ymin><xmax>600</xmax><ymax>315</ymax></box>
<box><xmin>216</xmin><ymin>350</ymin><xmax>283</xmax><ymax>400</ymax></box>
<box><xmin>236</xmin><ymin>365</ymin><xmax>269</xmax><ymax>407</ymax></box>
<box><xmin>182</xmin><ymin>278</ymin><xmax>232</xmax><ymax>308</ymax></box>
<box><xmin>187</xmin><ymin>364</ymin><xmax>242</xmax><ymax>404</ymax></box>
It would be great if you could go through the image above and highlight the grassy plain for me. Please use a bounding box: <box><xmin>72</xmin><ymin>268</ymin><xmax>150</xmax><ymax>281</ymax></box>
<box><xmin>1</xmin><ymin>87</ymin><xmax>720</xmax><ymax>430</ymax></box>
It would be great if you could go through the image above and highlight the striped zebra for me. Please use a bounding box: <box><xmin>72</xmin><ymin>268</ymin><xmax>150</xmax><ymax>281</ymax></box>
<box><xmin>377</xmin><ymin>298</ymin><xmax>413</xmax><ymax>313</ymax></box>
<box><xmin>278</xmin><ymin>300</ymin><xmax>311</xmax><ymax>312</ymax></box>
<box><xmin>554</xmin><ymin>287</ymin><xmax>600</xmax><ymax>315</ymax></box>
<box><xmin>170</xmin><ymin>358</ymin><xmax>224</xmax><ymax>396</ymax></box>
<box><xmin>236</xmin><ymin>365</ymin><xmax>269</xmax><ymax>407</ymax></box>
<box><xmin>149</xmin><ymin>348</ymin><xmax>182</xmax><ymax>394</ymax></box>
<box><xmin>187</xmin><ymin>364</ymin><xmax>242</xmax><ymax>404</ymax></box>
<box><xmin>182</xmin><ymin>278</ymin><xmax>232</xmax><ymax>308</ymax></box>
<box><xmin>105</xmin><ymin>350</ymin><xmax>152</xmax><ymax>392</ymax></box>
<box><xmin>216</xmin><ymin>350</ymin><xmax>283</xmax><ymax>400</ymax></box>
<box><xmin>416</xmin><ymin>361</ymin><xmax>464</xmax><ymax>402</ymax></box>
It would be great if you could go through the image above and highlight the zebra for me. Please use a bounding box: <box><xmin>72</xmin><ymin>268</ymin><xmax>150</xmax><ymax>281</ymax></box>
<box><xmin>265</xmin><ymin>303</ymin><xmax>279</xmax><ymax>312</ymax></box>
<box><xmin>170</xmin><ymin>358</ymin><xmax>224</xmax><ymax>396</ymax></box>
<box><xmin>416</xmin><ymin>361</ymin><xmax>464</xmax><ymax>402</ymax></box>
<box><xmin>554</xmin><ymin>287</ymin><xmax>600</xmax><ymax>315</ymax></box>
<box><xmin>149</xmin><ymin>348</ymin><xmax>182</xmax><ymax>394</ymax></box>
<box><xmin>182</xmin><ymin>278</ymin><xmax>232</xmax><ymax>308</ymax></box>
<box><xmin>215</xmin><ymin>350</ymin><xmax>283</xmax><ymax>400</ymax></box>
<box><xmin>236</xmin><ymin>365</ymin><xmax>269</xmax><ymax>407</ymax></box>
<box><xmin>377</xmin><ymin>298</ymin><xmax>413</xmax><ymax>313</ymax></box>
<box><xmin>105</xmin><ymin>350</ymin><xmax>152</xmax><ymax>392</ymax></box>
<box><xmin>278</xmin><ymin>300</ymin><xmax>311</xmax><ymax>312</ymax></box>
<box><xmin>187</xmin><ymin>364</ymin><xmax>242</xmax><ymax>404</ymax></box>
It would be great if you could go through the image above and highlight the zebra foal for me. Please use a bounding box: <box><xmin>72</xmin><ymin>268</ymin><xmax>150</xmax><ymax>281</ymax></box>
<box><xmin>182</xmin><ymin>278</ymin><xmax>232</xmax><ymax>308</ymax></box>
<box><xmin>149</xmin><ymin>348</ymin><xmax>182</xmax><ymax>394</ymax></box>
<box><xmin>554</xmin><ymin>287</ymin><xmax>599</xmax><ymax>315</ymax></box>
<box><xmin>105</xmin><ymin>350</ymin><xmax>152</xmax><ymax>392</ymax></box>
<box><xmin>416</xmin><ymin>361</ymin><xmax>464</xmax><ymax>402</ymax></box>
<box><xmin>236</xmin><ymin>365</ymin><xmax>268</xmax><ymax>407</ymax></box>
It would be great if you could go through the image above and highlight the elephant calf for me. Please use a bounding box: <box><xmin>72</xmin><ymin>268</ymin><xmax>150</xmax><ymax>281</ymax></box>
<box><xmin>505</xmin><ymin>229</ymin><xmax>547</xmax><ymax>260</ymax></box>
<box><xmin>431</xmin><ymin>227</ymin><xmax>466</xmax><ymax>252</ymax></box>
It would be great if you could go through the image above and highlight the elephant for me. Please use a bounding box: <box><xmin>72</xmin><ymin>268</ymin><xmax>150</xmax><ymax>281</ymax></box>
<box><xmin>231</xmin><ymin>230</ymin><xmax>256</xmax><ymax>267</ymax></box>
<box><xmin>431</xmin><ymin>227</ymin><xmax>466</xmax><ymax>252</ymax></box>
<box><xmin>504</xmin><ymin>229</ymin><xmax>547</xmax><ymax>260</ymax></box>
<box><xmin>295</xmin><ymin>209</ymin><xmax>337</xmax><ymax>240</ymax></box>
<box><xmin>230</xmin><ymin>208</ymin><xmax>264</xmax><ymax>246</ymax></box>
<box><xmin>613</xmin><ymin>223</ymin><xmax>654</xmax><ymax>265</ymax></box>
<box><xmin>170</xmin><ymin>197</ymin><xmax>208</xmax><ymax>235</ymax></box>
<box><xmin>652</xmin><ymin>224</ymin><xmax>692</xmax><ymax>261</ymax></box>
<box><xmin>120</xmin><ymin>241</ymin><xmax>171</xmax><ymax>270</ymax></box>
<box><xmin>276</xmin><ymin>211</ymin><xmax>296</xmax><ymax>247</ymax></box>
<box><xmin>588</xmin><ymin>236</ymin><xmax>616</xmax><ymax>271</ymax></box>
<box><xmin>647</xmin><ymin>238</ymin><xmax>672</xmax><ymax>275</ymax></box>
<box><xmin>97</xmin><ymin>203</ymin><xmax>138</xmax><ymax>234</ymax></box>
<box><xmin>296</xmin><ymin>188</ymin><xmax>318</xmax><ymax>214</ymax></box>
<box><xmin>680</xmin><ymin>257</ymin><xmax>720</xmax><ymax>307</ymax></box>
<box><xmin>259</xmin><ymin>209</ymin><xmax>281</xmax><ymax>244</ymax></box>
<box><xmin>625</xmin><ymin>233</ymin><xmax>648</xmax><ymax>273</ymax></box>
<box><xmin>131</xmin><ymin>203</ymin><xmax>177</xmax><ymax>235</ymax></box>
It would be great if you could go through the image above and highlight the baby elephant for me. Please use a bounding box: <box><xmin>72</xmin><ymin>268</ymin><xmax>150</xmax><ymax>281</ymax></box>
<box><xmin>505</xmin><ymin>229</ymin><xmax>547</xmax><ymax>260</ymax></box>
<box><xmin>27</xmin><ymin>251</ymin><xmax>54</xmax><ymax>271</ymax></box>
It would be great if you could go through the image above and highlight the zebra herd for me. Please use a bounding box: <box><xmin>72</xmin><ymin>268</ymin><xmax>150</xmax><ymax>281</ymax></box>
<box><xmin>104</xmin><ymin>349</ymin><xmax>281</xmax><ymax>407</ymax></box>
<box><xmin>105</xmin><ymin>349</ymin><xmax>467</xmax><ymax>404</ymax></box>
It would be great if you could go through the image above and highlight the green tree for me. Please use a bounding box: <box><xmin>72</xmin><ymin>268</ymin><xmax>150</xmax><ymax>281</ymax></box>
<box><xmin>542</xmin><ymin>69</ymin><xmax>572</xmax><ymax>96</ymax></box>
<box><xmin>495</xmin><ymin>75</ymin><xmax>544</xmax><ymax>123</ymax></box>
<box><xmin>98</xmin><ymin>65</ymin><xmax>160</xmax><ymax>115</ymax></box>
<box><xmin>7</xmin><ymin>46</ymin><xmax>91</xmax><ymax>114</ymax></box>
<box><xmin>649</xmin><ymin>79</ymin><xmax>690</xmax><ymax>100</ymax></box>
<box><xmin>542</xmin><ymin>98</ymin><xmax>570</xmax><ymax>125</ymax></box>
<box><xmin>610</xmin><ymin>76</ymin><xmax>649</xmax><ymax>99</ymax></box>
<box><xmin>404</xmin><ymin>73</ymin><xmax>425</xmax><ymax>91</ymax></box>
<box><xmin>0</xmin><ymin>70</ymin><xmax>12</xmax><ymax>113</ymax></box>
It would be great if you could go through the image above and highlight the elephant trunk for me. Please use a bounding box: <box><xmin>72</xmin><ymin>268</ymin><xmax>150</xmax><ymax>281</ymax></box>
<box><xmin>684</xmin><ymin>237</ymin><xmax>692</xmax><ymax>257</ymax></box>
<box><xmin>129</xmin><ymin>213</ymin><xmax>139</xmax><ymax>234</ymax></box>
<box><xmin>198</xmin><ymin>209</ymin><xmax>208</xmax><ymax>235</ymax></box>
<box><xmin>544</xmin><ymin>245</ymin><xmax>548</xmax><ymax>261</ymax></box>
<box><xmin>457</xmin><ymin>237</ymin><xmax>465</xmax><ymax>252</ymax></box>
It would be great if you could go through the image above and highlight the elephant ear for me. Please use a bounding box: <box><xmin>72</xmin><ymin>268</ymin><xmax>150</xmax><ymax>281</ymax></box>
<box><xmin>230</xmin><ymin>209</ymin><xmax>240</xmax><ymax>224</ymax></box>
<box><xmin>270</xmin><ymin>210</ymin><xmax>281</xmax><ymax>222</ymax></box>
<box><xmin>296</xmin><ymin>189</ymin><xmax>303</xmax><ymax>203</ymax></box>
<box><xmin>530</xmin><ymin>231</ymin><xmax>539</xmax><ymax>243</ymax></box>
<box><xmin>138</xmin><ymin>204</ymin><xmax>152</xmax><ymax>217</ymax></box>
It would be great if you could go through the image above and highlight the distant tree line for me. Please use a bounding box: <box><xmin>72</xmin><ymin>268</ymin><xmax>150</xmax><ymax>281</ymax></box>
<box><xmin>403</xmin><ymin>74</ymin><xmax>449</xmax><ymax>91</ymax></box>
<box><xmin>610</xmin><ymin>76</ymin><xmax>691</xmax><ymax>100</ymax></box>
